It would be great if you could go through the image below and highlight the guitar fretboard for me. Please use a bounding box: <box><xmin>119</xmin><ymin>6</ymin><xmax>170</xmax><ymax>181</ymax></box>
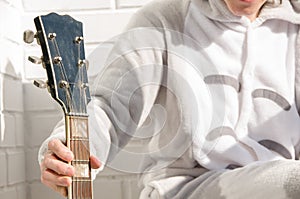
<box><xmin>66</xmin><ymin>115</ymin><xmax>92</xmax><ymax>199</ymax></box>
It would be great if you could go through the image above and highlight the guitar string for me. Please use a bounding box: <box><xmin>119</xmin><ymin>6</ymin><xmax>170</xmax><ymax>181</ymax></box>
<box><xmin>78</xmin><ymin>44</ymin><xmax>83</xmax><ymax>115</ymax></box>
<box><xmin>73</xmin><ymin>133</ymin><xmax>77</xmax><ymax>199</ymax></box>
<box><xmin>77</xmin><ymin>39</ymin><xmax>83</xmax><ymax>199</ymax></box>
<box><xmin>76</xmin><ymin>38</ymin><xmax>91</xmax><ymax>199</ymax></box>
<box><xmin>51</xmin><ymin>37</ymin><xmax>82</xmax><ymax>198</ymax></box>
<box><xmin>52</xmin><ymin>38</ymin><xmax>70</xmax><ymax>88</ymax></box>
<box><xmin>52</xmin><ymin>38</ymin><xmax>75</xmax><ymax>113</ymax></box>
<box><xmin>77</xmin><ymin>42</ymin><xmax>88</xmax><ymax>114</ymax></box>
<box><xmin>52</xmin><ymin>35</ymin><xmax>91</xmax><ymax>198</ymax></box>
<box><xmin>51</xmin><ymin>38</ymin><xmax>77</xmax><ymax>198</ymax></box>
<box><xmin>77</xmin><ymin>41</ymin><xmax>90</xmax><ymax>186</ymax></box>
<box><xmin>53</xmin><ymin>39</ymin><xmax>81</xmax><ymax>198</ymax></box>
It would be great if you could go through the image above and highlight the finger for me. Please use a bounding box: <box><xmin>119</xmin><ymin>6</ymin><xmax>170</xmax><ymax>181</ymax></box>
<box><xmin>44</xmin><ymin>154</ymin><xmax>75</xmax><ymax>176</ymax></box>
<box><xmin>90</xmin><ymin>155</ymin><xmax>101</xmax><ymax>169</ymax></box>
<box><xmin>48</xmin><ymin>139</ymin><xmax>74</xmax><ymax>162</ymax></box>
<box><xmin>56</xmin><ymin>186</ymin><xmax>68</xmax><ymax>197</ymax></box>
<box><xmin>41</xmin><ymin>168</ymin><xmax>72</xmax><ymax>187</ymax></box>
<box><xmin>42</xmin><ymin>178</ymin><xmax>68</xmax><ymax>197</ymax></box>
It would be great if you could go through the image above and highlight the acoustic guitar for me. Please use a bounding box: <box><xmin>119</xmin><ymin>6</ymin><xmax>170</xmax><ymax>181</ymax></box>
<box><xmin>24</xmin><ymin>13</ymin><xmax>93</xmax><ymax>199</ymax></box>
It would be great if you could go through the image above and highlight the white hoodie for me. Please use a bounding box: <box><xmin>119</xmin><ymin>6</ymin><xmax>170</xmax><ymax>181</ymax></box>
<box><xmin>38</xmin><ymin>0</ymin><xmax>300</xmax><ymax>198</ymax></box>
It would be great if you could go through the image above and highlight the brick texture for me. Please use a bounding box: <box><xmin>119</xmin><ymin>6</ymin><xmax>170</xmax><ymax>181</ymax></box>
<box><xmin>0</xmin><ymin>187</ymin><xmax>18</xmax><ymax>199</ymax></box>
<box><xmin>29</xmin><ymin>182</ymin><xmax>63</xmax><ymax>199</ymax></box>
<box><xmin>0</xmin><ymin>40</ymin><xmax>23</xmax><ymax>78</ymax></box>
<box><xmin>0</xmin><ymin>0</ymin><xmax>151</xmax><ymax>198</ymax></box>
<box><xmin>26</xmin><ymin>148</ymin><xmax>41</xmax><ymax>181</ymax></box>
<box><xmin>0</xmin><ymin>152</ymin><xmax>7</xmax><ymax>187</ymax></box>
<box><xmin>0</xmin><ymin>113</ymin><xmax>16</xmax><ymax>147</ymax></box>
<box><xmin>117</xmin><ymin>0</ymin><xmax>152</xmax><ymax>8</ymax></box>
<box><xmin>7</xmin><ymin>150</ymin><xmax>26</xmax><ymax>185</ymax></box>
<box><xmin>0</xmin><ymin>1</ymin><xmax>22</xmax><ymax>42</ymax></box>
<box><xmin>2</xmin><ymin>78</ymin><xmax>23</xmax><ymax>112</ymax></box>
<box><xmin>23</xmin><ymin>0</ymin><xmax>111</xmax><ymax>12</ymax></box>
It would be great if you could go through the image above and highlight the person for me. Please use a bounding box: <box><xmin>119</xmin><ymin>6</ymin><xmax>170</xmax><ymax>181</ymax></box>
<box><xmin>38</xmin><ymin>0</ymin><xmax>300</xmax><ymax>198</ymax></box>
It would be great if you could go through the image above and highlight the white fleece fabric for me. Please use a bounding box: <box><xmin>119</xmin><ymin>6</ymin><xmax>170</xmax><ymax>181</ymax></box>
<box><xmin>38</xmin><ymin>0</ymin><xmax>300</xmax><ymax>198</ymax></box>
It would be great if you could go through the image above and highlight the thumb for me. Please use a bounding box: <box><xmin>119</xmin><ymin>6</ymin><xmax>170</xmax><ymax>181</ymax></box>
<box><xmin>90</xmin><ymin>155</ymin><xmax>101</xmax><ymax>169</ymax></box>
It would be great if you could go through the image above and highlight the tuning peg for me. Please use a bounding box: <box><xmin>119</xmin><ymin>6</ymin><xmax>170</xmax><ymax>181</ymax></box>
<box><xmin>28</xmin><ymin>56</ymin><xmax>42</xmax><ymax>64</ymax></box>
<box><xmin>23</xmin><ymin>30</ymin><xmax>35</xmax><ymax>44</ymax></box>
<box><xmin>75</xmin><ymin>36</ymin><xmax>84</xmax><ymax>44</ymax></box>
<box><xmin>77</xmin><ymin>59</ymin><xmax>89</xmax><ymax>70</ymax></box>
<box><xmin>59</xmin><ymin>80</ymin><xmax>70</xmax><ymax>89</ymax></box>
<box><xmin>53</xmin><ymin>56</ymin><xmax>62</xmax><ymax>64</ymax></box>
<box><xmin>33</xmin><ymin>80</ymin><xmax>47</xmax><ymax>89</ymax></box>
<box><xmin>81</xmin><ymin>83</ymin><xmax>89</xmax><ymax>89</ymax></box>
<box><xmin>77</xmin><ymin>59</ymin><xmax>86</xmax><ymax>67</ymax></box>
<box><xmin>23</xmin><ymin>30</ymin><xmax>41</xmax><ymax>45</ymax></box>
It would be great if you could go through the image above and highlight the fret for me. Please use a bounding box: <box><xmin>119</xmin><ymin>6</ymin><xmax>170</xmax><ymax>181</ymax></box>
<box><xmin>68</xmin><ymin>112</ymin><xmax>89</xmax><ymax>117</ymax></box>
<box><xmin>72</xmin><ymin>159</ymin><xmax>90</xmax><ymax>163</ymax></box>
<box><xmin>72</xmin><ymin>178</ymin><xmax>92</xmax><ymax>182</ymax></box>
<box><xmin>70</xmin><ymin>137</ymin><xmax>89</xmax><ymax>141</ymax></box>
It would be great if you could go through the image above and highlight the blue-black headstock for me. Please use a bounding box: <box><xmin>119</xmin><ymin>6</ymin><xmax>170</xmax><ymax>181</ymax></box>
<box><xmin>33</xmin><ymin>13</ymin><xmax>90</xmax><ymax>116</ymax></box>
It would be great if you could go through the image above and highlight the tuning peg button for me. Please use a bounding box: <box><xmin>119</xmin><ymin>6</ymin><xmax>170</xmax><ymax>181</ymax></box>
<box><xmin>23</xmin><ymin>30</ymin><xmax>35</xmax><ymax>44</ymax></box>
<box><xmin>33</xmin><ymin>80</ymin><xmax>47</xmax><ymax>89</ymax></box>
<box><xmin>28</xmin><ymin>56</ymin><xmax>42</xmax><ymax>65</ymax></box>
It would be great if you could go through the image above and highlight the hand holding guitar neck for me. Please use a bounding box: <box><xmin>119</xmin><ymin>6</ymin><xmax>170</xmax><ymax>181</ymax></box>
<box><xmin>24</xmin><ymin>13</ymin><xmax>101</xmax><ymax>199</ymax></box>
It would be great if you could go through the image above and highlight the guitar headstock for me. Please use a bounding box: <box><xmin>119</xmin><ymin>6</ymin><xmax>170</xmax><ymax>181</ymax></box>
<box><xmin>25</xmin><ymin>13</ymin><xmax>91</xmax><ymax>116</ymax></box>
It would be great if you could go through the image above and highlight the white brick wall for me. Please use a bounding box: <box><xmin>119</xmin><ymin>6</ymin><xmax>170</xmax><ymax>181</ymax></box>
<box><xmin>0</xmin><ymin>152</ymin><xmax>7</xmax><ymax>187</ymax></box>
<box><xmin>117</xmin><ymin>0</ymin><xmax>152</xmax><ymax>8</ymax></box>
<box><xmin>0</xmin><ymin>0</ymin><xmax>27</xmax><ymax>198</ymax></box>
<box><xmin>0</xmin><ymin>0</ymin><xmax>151</xmax><ymax>198</ymax></box>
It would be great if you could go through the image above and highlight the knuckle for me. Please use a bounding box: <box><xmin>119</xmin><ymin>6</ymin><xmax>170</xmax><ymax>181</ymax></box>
<box><xmin>48</xmin><ymin>139</ymin><xmax>56</xmax><ymax>149</ymax></box>
<box><xmin>43</xmin><ymin>157</ymin><xmax>51</xmax><ymax>167</ymax></box>
<box><xmin>55</xmin><ymin>162</ymin><xmax>66</xmax><ymax>175</ymax></box>
<box><xmin>56</xmin><ymin>165</ymin><xmax>63</xmax><ymax>174</ymax></box>
<box><xmin>48</xmin><ymin>139</ymin><xmax>63</xmax><ymax>152</ymax></box>
<box><xmin>45</xmin><ymin>150</ymin><xmax>53</xmax><ymax>158</ymax></box>
<box><xmin>60</xmin><ymin>177</ymin><xmax>71</xmax><ymax>186</ymax></box>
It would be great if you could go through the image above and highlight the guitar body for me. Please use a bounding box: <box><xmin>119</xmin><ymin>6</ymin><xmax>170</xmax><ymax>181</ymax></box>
<box><xmin>31</xmin><ymin>13</ymin><xmax>93</xmax><ymax>199</ymax></box>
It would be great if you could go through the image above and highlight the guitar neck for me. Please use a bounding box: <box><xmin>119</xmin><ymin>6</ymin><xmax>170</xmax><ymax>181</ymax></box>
<box><xmin>65</xmin><ymin>115</ymin><xmax>93</xmax><ymax>199</ymax></box>
<box><xmin>28</xmin><ymin>12</ymin><xmax>92</xmax><ymax>199</ymax></box>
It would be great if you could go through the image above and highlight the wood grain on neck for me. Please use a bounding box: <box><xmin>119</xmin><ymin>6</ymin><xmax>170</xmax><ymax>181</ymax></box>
<box><xmin>66</xmin><ymin>115</ymin><xmax>93</xmax><ymax>199</ymax></box>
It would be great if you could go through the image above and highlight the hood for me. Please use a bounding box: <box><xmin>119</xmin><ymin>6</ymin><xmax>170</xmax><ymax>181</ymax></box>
<box><xmin>192</xmin><ymin>0</ymin><xmax>300</xmax><ymax>26</ymax></box>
